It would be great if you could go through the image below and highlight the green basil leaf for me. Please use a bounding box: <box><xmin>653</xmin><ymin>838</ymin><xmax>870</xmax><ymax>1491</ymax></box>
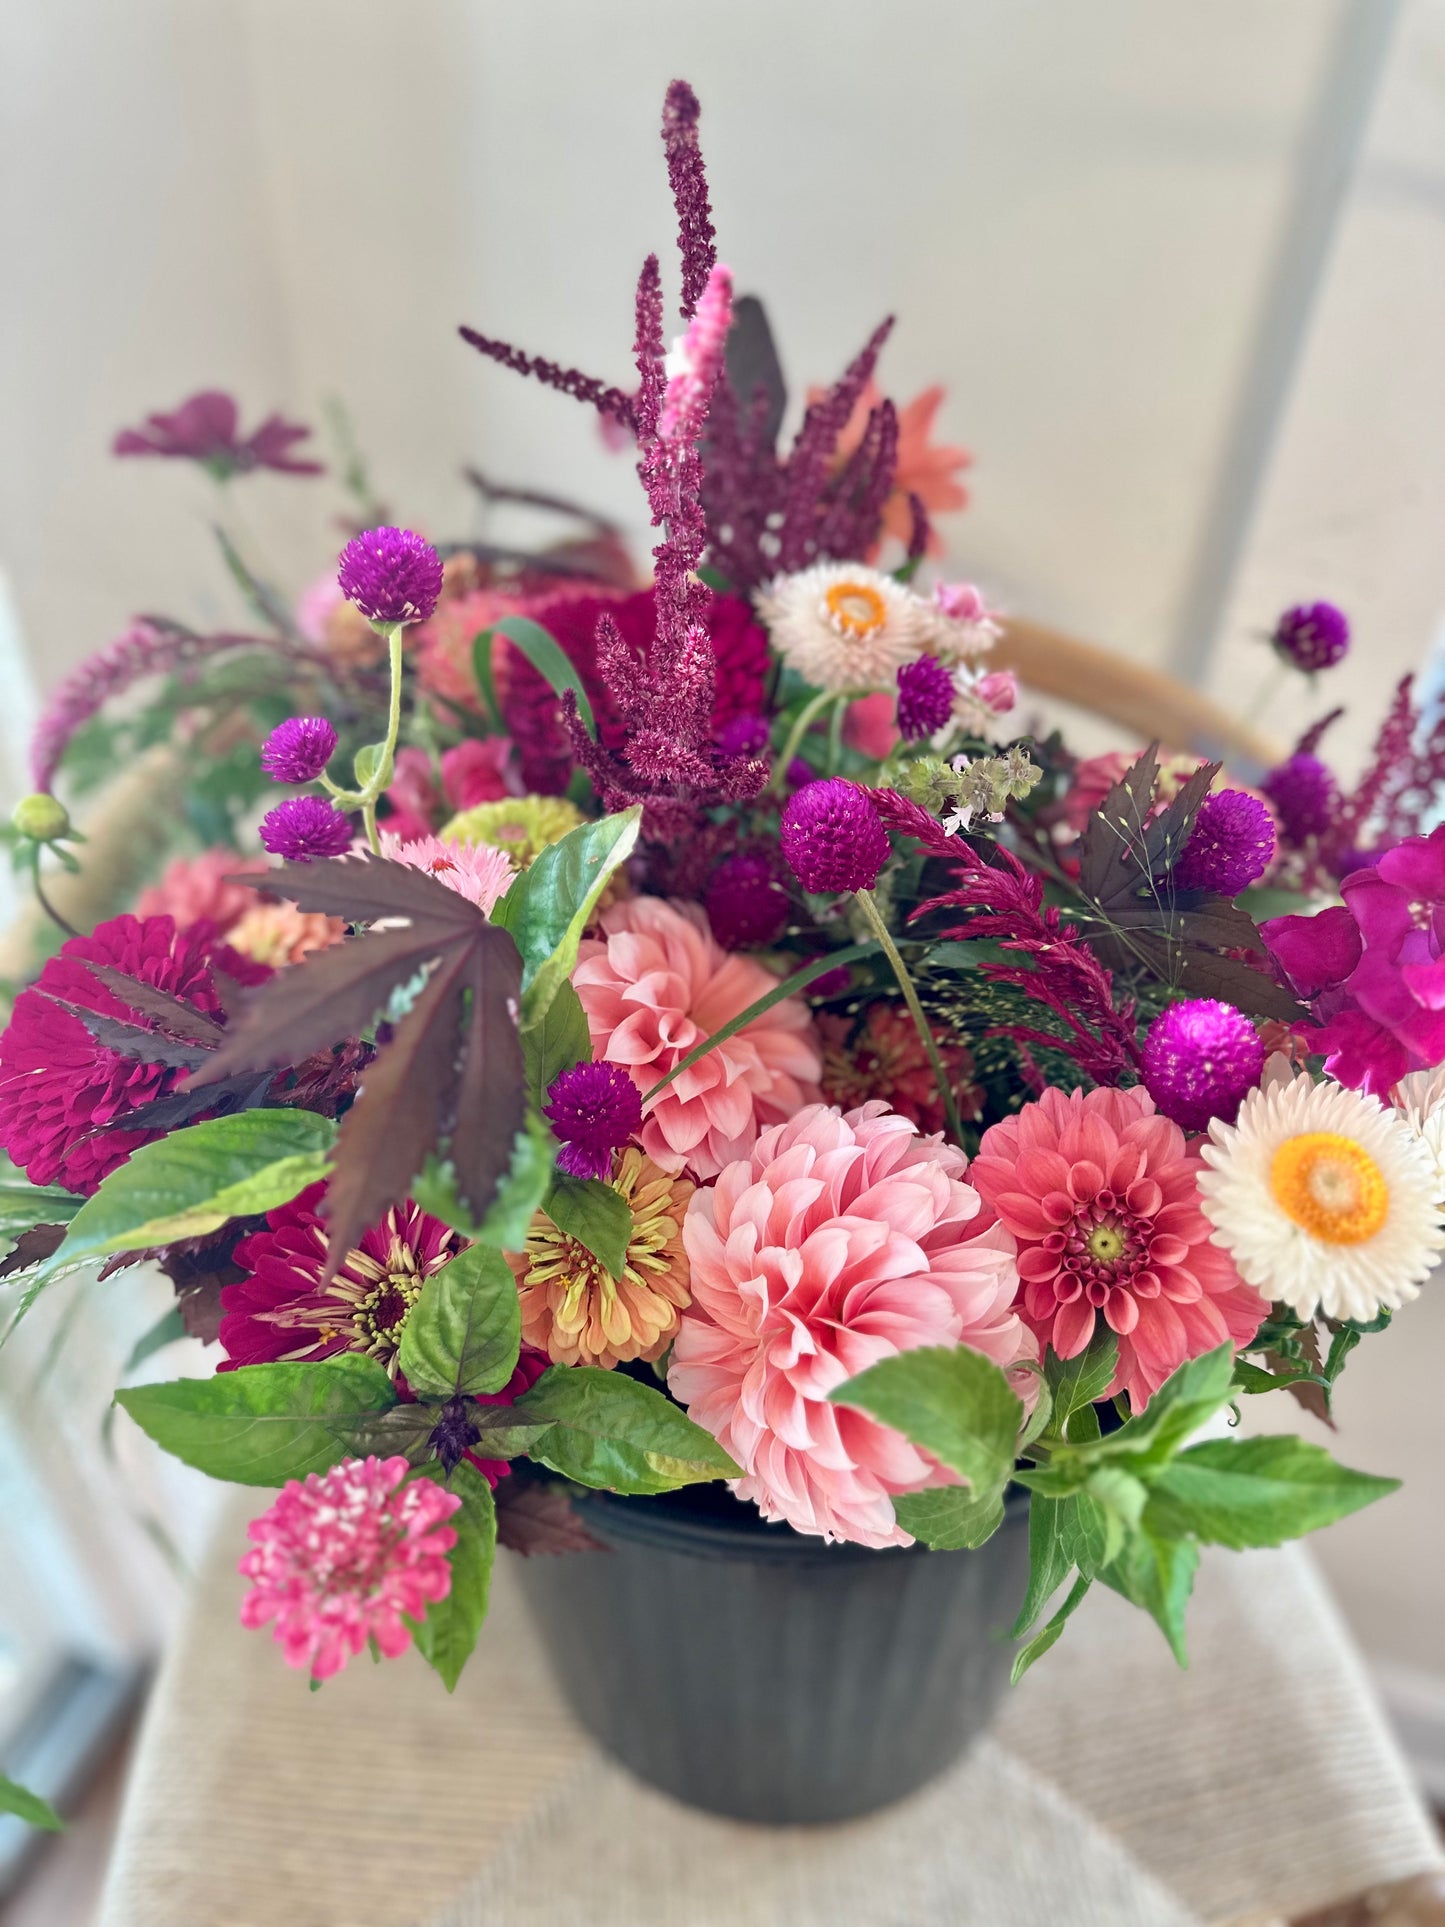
<box><xmin>397</xmin><ymin>1243</ymin><xmax>522</xmax><ymax>1398</ymax></box>
<box><xmin>831</xmin><ymin>1344</ymin><xmax>1022</xmax><ymax>1513</ymax></box>
<box><xmin>517</xmin><ymin>1366</ymin><xmax>739</xmax><ymax>1493</ymax></box>
<box><xmin>1097</xmin><ymin>1526</ymin><xmax>1198</xmax><ymax>1666</ymax></box>
<box><xmin>892</xmin><ymin>1486</ymin><xmax>1004</xmax><ymax>1550</ymax></box>
<box><xmin>0</xmin><ymin>1774</ymin><xmax>63</xmax><ymax>1832</ymax></box>
<box><xmin>114</xmin><ymin>1354</ymin><xmax>401</xmax><ymax>1485</ymax></box>
<box><xmin>524</xmin><ymin>978</ymin><xmax>591</xmax><ymax>1112</ymax></box>
<box><xmin>1143</xmin><ymin>1435</ymin><xmax>1398</xmax><ymax>1550</ymax></box>
<box><xmin>0</xmin><ymin>1182</ymin><xmax>84</xmax><ymax>1239</ymax></box>
<box><xmin>1043</xmin><ymin>1330</ymin><xmax>1118</xmax><ymax>1440</ymax></box>
<box><xmin>542</xmin><ymin>1174</ymin><xmax>630</xmax><ymax>1280</ymax></box>
<box><xmin>410</xmin><ymin>1461</ymin><xmax>497</xmax><ymax>1692</ymax></box>
<box><xmin>415</xmin><ymin>1111</ymin><xmax>555</xmax><ymax>1253</ymax></box>
<box><xmin>1011</xmin><ymin>1494</ymin><xmax>1076</xmax><ymax>1638</ymax></box>
<box><xmin>500</xmin><ymin>810</ymin><xmax>641</xmax><ymax>1026</ymax></box>
<box><xmin>489</xmin><ymin>616</ymin><xmax>597</xmax><ymax>740</ymax></box>
<box><xmin>1085</xmin><ymin>1342</ymin><xmax>1236</xmax><ymax>1471</ymax></box>
<box><xmin>1011</xmin><ymin>1572</ymin><xmax>1092</xmax><ymax>1684</ymax></box>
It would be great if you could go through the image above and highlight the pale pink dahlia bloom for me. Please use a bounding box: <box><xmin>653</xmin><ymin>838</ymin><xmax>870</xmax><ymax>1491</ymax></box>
<box><xmin>574</xmin><ymin>897</ymin><xmax>822</xmax><ymax>1180</ymax></box>
<box><xmin>668</xmin><ymin>1101</ymin><xmax>1032</xmax><ymax>1548</ymax></box>
<box><xmin>135</xmin><ymin>849</ymin><xmax>271</xmax><ymax>934</ymax></box>
<box><xmin>969</xmin><ymin>1085</ymin><xmax>1268</xmax><ymax>1409</ymax></box>
<box><xmin>375</xmin><ymin>832</ymin><xmax>514</xmax><ymax>916</ymax></box>
<box><xmin>238</xmin><ymin>1456</ymin><xmax>460</xmax><ymax>1680</ymax></box>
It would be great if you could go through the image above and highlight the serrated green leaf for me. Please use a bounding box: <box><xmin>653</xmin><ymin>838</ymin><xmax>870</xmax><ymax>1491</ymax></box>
<box><xmin>1011</xmin><ymin>1572</ymin><xmax>1091</xmax><ymax>1684</ymax></box>
<box><xmin>1012</xmin><ymin>1494</ymin><xmax>1075</xmax><ymax>1638</ymax></box>
<box><xmin>892</xmin><ymin>1486</ymin><xmax>1005</xmax><ymax>1550</ymax></box>
<box><xmin>1143</xmin><ymin>1435</ymin><xmax>1398</xmax><ymax>1550</ymax></box>
<box><xmin>524</xmin><ymin>978</ymin><xmax>591</xmax><ymax>1112</ymax></box>
<box><xmin>542</xmin><ymin>1174</ymin><xmax>630</xmax><ymax>1280</ymax></box>
<box><xmin>411</xmin><ymin>1461</ymin><xmax>496</xmax><ymax>1692</ymax></box>
<box><xmin>1098</xmin><ymin>1527</ymin><xmax>1198</xmax><ymax>1666</ymax></box>
<box><xmin>499</xmin><ymin>810</ymin><xmax>641</xmax><ymax>1026</ymax></box>
<box><xmin>1086</xmin><ymin>1342</ymin><xmax>1236</xmax><ymax>1472</ymax></box>
<box><xmin>489</xmin><ymin>616</ymin><xmax>596</xmax><ymax>739</ymax></box>
<box><xmin>397</xmin><ymin>1243</ymin><xmax>522</xmax><ymax>1398</ymax></box>
<box><xmin>832</xmin><ymin>1345</ymin><xmax>1023</xmax><ymax>1513</ymax></box>
<box><xmin>1043</xmin><ymin>1331</ymin><xmax>1118</xmax><ymax>1440</ymax></box>
<box><xmin>517</xmin><ymin>1366</ymin><xmax>739</xmax><ymax>1494</ymax></box>
<box><xmin>0</xmin><ymin>1774</ymin><xmax>63</xmax><ymax>1832</ymax></box>
<box><xmin>415</xmin><ymin>1111</ymin><xmax>556</xmax><ymax>1253</ymax></box>
<box><xmin>114</xmin><ymin>1354</ymin><xmax>402</xmax><ymax>1485</ymax></box>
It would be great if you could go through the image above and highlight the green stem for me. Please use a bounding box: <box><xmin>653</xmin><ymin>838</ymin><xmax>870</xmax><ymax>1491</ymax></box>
<box><xmin>826</xmin><ymin>693</ymin><xmax>848</xmax><ymax>774</ymax></box>
<box><xmin>853</xmin><ymin>887</ymin><xmax>965</xmax><ymax>1145</ymax></box>
<box><xmin>30</xmin><ymin>853</ymin><xmax>79</xmax><ymax>941</ymax></box>
<box><xmin>769</xmin><ymin>688</ymin><xmax>839</xmax><ymax>793</ymax></box>
<box><xmin>359</xmin><ymin>625</ymin><xmax>405</xmax><ymax>853</ymax></box>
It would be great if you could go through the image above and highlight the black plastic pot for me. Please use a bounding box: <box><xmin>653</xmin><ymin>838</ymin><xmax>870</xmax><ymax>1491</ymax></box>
<box><xmin>515</xmin><ymin>1481</ymin><xmax>1029</xmax><ymax>1825</ymax></box>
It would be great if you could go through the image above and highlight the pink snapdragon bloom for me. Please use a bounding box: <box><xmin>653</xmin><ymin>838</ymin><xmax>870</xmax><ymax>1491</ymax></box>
<box><xmin>573</xmin><ymin>897</ymin><xmax>822</xmax><ymax>1180</ymax></box>
<box><xmin>375</xmin><ymin>832</ymin><xmax>514</xmax><ymax>915</ymax></box>
<box><xmin>970</xmin><ymin>1085</ymin><xmax>1266</xmax><ymax>1408</ymax></box>
<box><xmin>668</xmin><ymin>1101</ymin><xmax>1032</xmax><ymax>1547</ymax></box>
<box><xmin>384</xmin><ymin>740</ymin><xmax>514</xmax><ymax>841</ymax></box>
<box><xmin>239</xmin><ymin>1457</ymin><xmax>459</xmax><ymax>1680</ymax></box>
<box><xmin>1264</xmin><ymin>824</ymin><xmax>1445</xmax><ymax>1094</ymax></box>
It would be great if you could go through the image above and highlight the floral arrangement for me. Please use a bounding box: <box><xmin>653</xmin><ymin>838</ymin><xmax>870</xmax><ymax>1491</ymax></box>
<box><xmin>2</xmin><ymin>80</ymin><xmax>1442</xmax><ymax>1721</ymax></box>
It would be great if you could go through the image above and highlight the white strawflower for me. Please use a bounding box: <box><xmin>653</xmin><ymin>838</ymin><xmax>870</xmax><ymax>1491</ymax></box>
<box><xmin>1197</xmin><ymin>1070</ymin><xmax>1444</xmax><ymax>1323</ymax></box>
<box><xmin>1393</xmin><ymin>1067</ymin><xmax>1445</xmax><ymax>1203</ymax></box>
<box><xmin>755</xmin><ymin>563</ymin><xmax>929</xmax><ymax>695</ymax></box>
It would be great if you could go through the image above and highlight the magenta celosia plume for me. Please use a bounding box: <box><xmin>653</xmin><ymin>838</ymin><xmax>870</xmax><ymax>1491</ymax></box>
<box><xmin>573</xmin><ymin>896</ymin><xmax>822</xmax><ymax>1180</ymax></box>
<box><xmin>668</xmin><ymin>1100</ymin><xmax>1034</xmax><ymax>1548</ymax></box>
<box><xmin>969</xmin><ymin>1085</ymin><xmax>1267</xmax><ymax>1409</ymax></box>
<box><xmin>238</xmin><ymin>1456</ymin><xmax>459</xmax><ymax>1680</ymax></box>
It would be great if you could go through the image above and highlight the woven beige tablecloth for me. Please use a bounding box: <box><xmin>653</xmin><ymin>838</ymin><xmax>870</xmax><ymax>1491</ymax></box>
<box><xmin>97</xmin><ymin>1495</ymin><xmax>1443</xmax><ymax>1927</ymax></box>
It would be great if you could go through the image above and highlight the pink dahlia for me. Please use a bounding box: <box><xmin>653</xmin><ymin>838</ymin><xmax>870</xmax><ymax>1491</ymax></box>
<box><xmin>0</xmin><ymin>913</ymin><xmax>266</xmax><ymax>1193</ymax></box>
<box><xmin>219</xmin><ymin>1182</ymin><xmax>462</xmax><ymax>1375</ymax></box>
<box><xmin>375</xmin><ymin>832</ymin><xmax>514</xmax><ymax>916</ymax></box>
<box><xmin>413</xmin><ymin>588</ymin><xmax>529</xmax><ymax>719</ymax></box>
<box><xmin>970</xmin><ymin>1085</ymin><xmax>1267</xmax><ymax>1408</ymax></box>
<box><xmin>239</xmin><ymin>1456</ymin><xmax>459</xmax><ymax>1680</ymax></box>
<box><xmin>134</xmin><ymin>849</ymin><xmax>272</xmax><ymax>935</ymax></box>
<box><xmin>573</xmin><ymin>897</ymin><xmax>822</xmax><ymax>1180</ymax></box>
<box><xmin>668</xmin><ymin>1101</ymin><xmax>1031</xmax><ymax>1547</ymax></box>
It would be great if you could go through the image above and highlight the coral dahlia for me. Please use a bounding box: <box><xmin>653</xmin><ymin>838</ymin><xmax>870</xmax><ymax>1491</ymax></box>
<box><xmin>668</xmin><ymin>1101</ymin><xmax>1032</xmax><ymax>1548</ymax></box>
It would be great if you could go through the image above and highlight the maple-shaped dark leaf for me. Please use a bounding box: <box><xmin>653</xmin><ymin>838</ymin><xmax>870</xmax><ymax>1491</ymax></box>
<box><xmin>1078</xmin><ymin>745</ymin><xmax>1220</xmax><ymax>915</ymax></box>
<box><xmin>81</xmin><ymin>964</ymin><xmax>225</xmax><ymax>1046</ymax></box>
<box><xmin>186</xmin><ymin>854</ymin><xmax>526</xmax><ymax>1275</ymax></box>
<box><xmin>0</xmin><ymin>1223</ymin><xmax>68</xmax><ymax>1280</ymax></box>
<box><xmin>41</xmin><ymin>996</ymin><xmax>214</xmax><ymax>1072</ymax></box>
<box><xmin>494</xmin><ymin>1472</ymin><xmax>607</xmax><ymax>1556</ymax></box>
<box><xmin>1124</xmin><ymin>935</ymin><xmax>1306</xmax><ymax>1024</ymax></box>
<box><xmin>92</xmin><ymin>1071</ymin><xmax>278</xmax><ymax>1137</ymax></box>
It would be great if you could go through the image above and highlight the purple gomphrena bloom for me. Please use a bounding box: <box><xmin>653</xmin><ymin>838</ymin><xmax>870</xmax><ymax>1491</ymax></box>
<box><xmin>705</xmin><ymin>852</ymin><xmax>791</xmax><ymax>950</ymax></box>
<box><xmin>714</xmin><ymin>714</ymin><xmax>771</xmax><ymax>759</ymax></box>
<box><xmin>260</xmin><ymin>716</ymin><xmax>338</xmax><ymax>785</ymax></box>
<box><xmin>895</xmin><ymin>656</ymin><xmax>955</xmax><ymax>741</ymax></box>
<box><xmin>786</xmin><ymin>758</ymin><xmax>819</xmax><ymax>791</ymax></box>
<box><xmin>543</xmin><ymin>1061</ymin><xmax>643</xmax><ymax>1182</ymax></box>
<box><xmin>780</xmin><ymin>779</ymin><xmax>890</xmax><ymax>895</ymax></box>
<box><xmin>337</xmin><ymin>527</ymin><xmax>443</xmax><ymax>628</ymax></box>
<box><xmin>1141</xmin><ymin>999</ymin><xmax>1264</xmax><ymax>1134</ymax></box>
<box><xmin>1174</xmin><ymin>789</ymin><xmax>1276</xmax><ymax>896</ymax></box>
<box><xmin>1272</xmin><ymin>601</ymin><xmax>1350</xmax><ymax>673</ymax></box>
<box><xmin>1262</xmin><ymin>752</ymin><xmax>1338</xmax><ymax>846</ymax></box>
<box><xmin>260</xmin><ymin>796</ymin><xmax>353</xmax><ymax>863</ymax></box>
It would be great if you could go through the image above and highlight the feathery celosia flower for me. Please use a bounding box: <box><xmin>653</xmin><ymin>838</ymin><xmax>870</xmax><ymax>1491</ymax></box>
<box><xmin>260</xmin><ymin>796</ymin><xmax>353</xmax><ymax>862</ymax></box>
<box><xmin>1263</xmin><ymin>752</ymin><xmax>1337</xmax><ymax>845</ymax></box>
<box><xmin>896</xmin><ymin>656</ymin><xmax>955</xmax><ymax>741</ymax></box>
<box><xmin>819</xmin><ymin>1003</ymin><xmax>981</xmax><ymax>1137</ymax></box>
<box><xmin>442</xmin><ymin>793</ymin><xmax>586</xmax><ymax>870</ymax></box>
<box><xmin>704</xmin><ymin>850</ymin><xmax>791</xmax><ymax>951</ymax></box>
<box><xmin>669</xmin><ymin>1100</ymin><xmax>1033</xmax><ymax>1547</ymax></box>
<box><xmin>114</xmin><ymin>390</ymin><xmax>323</xmax><ymax>477</ymax></box>
<box><xmin>573</xmin><ymin>896</ymin><xmax>822</xmax><ymax>1180</ymax></box>
<box><xmin>543</xmin><ymin>1061</ymin><xmax>644</xmax><ymax>1182</ymax></box>
<box><xmin>1199</xmin><ymin>1068</ymin><xmax>1444</xmax><ymax>1322</ymax></box>
<box><xmin>219</xmin><ymin>1182</ymin><xmax>462</xmax><ymax>1374</ymax></box>
<box><xmin>375</xmin><ymin>832</ymin><xmax>514</xmax><ymax>916</ymax></box>
<box><xmin>260</xmin><ymin>716</ymin><xmax>338</xmax><ymax>784</ymax></box>
<box><xmin>384</xmin><ymin>739</ymin><xmax>514</xmax><ymax>842</ymax></box>
<box><xmin>337</xmin><ymin>527</ymin><xmax>443</xmax><ymax>627</ymax></box>
<box><xmin>1272</xmin><ymin>600</ymin><xmax>1350</xmax><ymax>673</ymax></box>
<box><xmin>1141</xmin><ymin>999</ymin><xmax>1264</xmax><ymax>1132</ymax></box>
<box><xmin>1174</xmin><ymin>789</ymin><xmax>1276</xmax><ymax>895</ymax></box>
<box><xmin>238</xmin><ymin>1456</ymin><xmax>459</xmax><ymax>1681</ymax></box>
<box><xmin>135</xmin><ymin>849</ymin><xmax>273</xmax><ymax>933</ymax></box>
<box><xmin>0</xmin><ymin>913</ymin><xmax>261</xmax><ymax>1193</ymax></box>
<box><xmin>780</xmin><ymin>779</ymin><xmax>890</xmax><ymax>894</ymax></box>
<box><xmin>509</xmin><ymin>1147</ymin><xmax>693</xmax><ymax>1367</ymax></box>
<box><xmin>756</xmin><ymin>562</ymin><xmax>929</xmax><ymax>695</ymax></box>
<box><xmin>970</xmin><ymin>1085</ymin><xmax>1268</xmax><ymax>1408</ymax></box>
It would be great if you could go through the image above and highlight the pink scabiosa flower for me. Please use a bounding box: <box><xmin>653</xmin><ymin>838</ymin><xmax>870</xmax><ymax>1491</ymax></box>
<box><xmin>260</xmin><ymin>716</ymin><xmax>338</xmax><ymax>784</ymax></box>
<box><xmin>113</xmin><ymin>390</ymin><xmax>323</xmax><ymax>478</ymax></box>
<box><xmin>0</xmin><ymin>914</ymin><xmax>264</xmax><ymax>1193</ymax></box>
<box><xmin>218</xmin><ymin>1183</ymin><xmax>462</xmax><ymax>1374</ymax></box>
<box><xmin>970</xmin><ymin>1085</ymin><xmax>1268</xmax><ymax>1408</ymax></box>
<box><xmin>573</xmin><ymin>897</ymin><xmax>822</xmax><ymax>1180</ymax></box>
<box><xmin>260</xmin><ymin>796</ymin><xmax>353</xmax><ymax>862</ymax></box>
<box><xmin>374</xmin><ymin>833</ymin><xmax>514</xmax><ymax>916</ymax></box>
<box><xmin>238</xmin><ymin>1457</ymin><xmax>460</xmax><ymax>1681</ymax></box>
<box><xmin>668</xmin><ymin>1101</ymin><xmax>1033</xmax><ymax>1548</ymax></box>
<box><xmin>780</xmin><ymin>779</ymin><xmax>890</xmax><ymax>894</ymax></box>
<box><xmin>337</xmin><ymin>527</ymin><xmax>443</xmax><ymax>628</ymax></box>
<box><xmin>543</xmin><ymin>1061</ymin><xmax>643</xmax><ymax>1182</ymax></box>
<box><xmin>1174</xmin><ymin>789</ymin><xmax>1276</xmax><ymax>895</ymax></box>
<box><xmin>1141</xmin><ymin>999</ymin><xmax>1264</xmax><ymax>1133</ymax></box>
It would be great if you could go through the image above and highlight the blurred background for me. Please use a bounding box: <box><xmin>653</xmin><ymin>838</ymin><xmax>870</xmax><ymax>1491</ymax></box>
<box><xmin>2</xmin><ymin>0</ymin><xmax>1444</xmax><ymax>1907</ymax></box>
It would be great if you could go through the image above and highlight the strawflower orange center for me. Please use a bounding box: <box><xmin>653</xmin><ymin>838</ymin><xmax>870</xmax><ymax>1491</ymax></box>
<box><xmin>1269</xmin><ymin>1131</ymin><xmax>1388</xmax><ymax>1245</ymax></box>
<box><xmin>824</xmin><ymin>580</ymin><xmax>888</xmax><ymax>639</ymax></box>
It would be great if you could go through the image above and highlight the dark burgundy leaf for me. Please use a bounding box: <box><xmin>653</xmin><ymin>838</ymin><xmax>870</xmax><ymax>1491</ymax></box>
<box><xmin>93</xmin><ymin>1070</ymin><xmax>278</xmax><ymax>1137</ymax></box>
<box><xmin>494</xmin><ymin>1474</ymin><xmax>606</xmax><ymax>1556</ymax></box>
<box><xmin>227</xmin><ymin>851</ymin><xmax>482</xmax><ymax>928</ymax></box>
<box><xmin>1077</xmin><ymin>744</ymin><xmax>1162</xmax><ymax>912</ymax></box>
<box><xmin>449</xmin><ymin>945</ymin><xmax>527</xmax><ymax>1226</ymax></box>
<box><xmin>1125</xmin><ymin>935</ymin><xmax>1307</xmax><ymax>1024</ymax></box>
<box><xmin>722</xmin><ymin>295</ymin><xmax>787</xmax><ymax>451</ymax></box>
<box><xmin>79</xmin><ymin>963</ymin><xmax>225</xmax><ymax>1045</ymax></box>
<box><xmin>0</xmin><ymin>1223</ymin><xmax>68</xmax><ymax>1279</ymax></box>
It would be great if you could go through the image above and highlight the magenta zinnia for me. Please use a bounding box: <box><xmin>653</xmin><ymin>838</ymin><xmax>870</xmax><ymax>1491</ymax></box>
<box><xmin>218</xmin><ymin>1183</ymin><xmax>462</xmax><ymax>1374</ymax></box>
<box><xmin>238</xmin><ymin>1456</ymin><xmax>460</xmax><ymax>1680</ymax></box>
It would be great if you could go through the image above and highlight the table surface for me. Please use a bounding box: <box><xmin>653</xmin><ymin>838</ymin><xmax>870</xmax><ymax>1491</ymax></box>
<box><xmin>96</xmin><ymin>1495</ymin><xmax>1444</xmax><ymax>1927</ymax></box>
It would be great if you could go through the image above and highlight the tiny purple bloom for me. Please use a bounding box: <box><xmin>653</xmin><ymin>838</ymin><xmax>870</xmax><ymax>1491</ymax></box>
<box><xmin>1141</xmin><ymin>999</ymin><xmax>1264</xmax><ymax>1133</ymax></box>
<box><xmin>1272</xmin><ymin>601</ymin><xmax>1350</xmax><ymax>673</ymax></box>
<box><xmin>260</xmin><ymin>716</ymin><xmax>338</xmax><ymax>785</ymax></box>
<box><xmin>705</xmin><ymin>851</ymin><xmax>791</xmax><ymax>950</ymax></box>
<box><xmin>780</xmin><ymin>779</ymin><xmax>890</xmax><ymax>895</ymax></box>
<box><xmin>895</xmin><ymin>656</ymin><xmax>954</xmax><ymax>741</ymax></box>
<box><xmin>1174</xmin><ymin>789</ymin><xmax>1275</xmax><ymax>896</ymax></box>
<box><xmin>786</xmin><ymin>758</ymin><xmax>819</xmax><ymax>790</ymax></box>
<box><xmin>1262</xmin><ymin>752</ymin><xmax>1338</xmax><ymax>846</ymax></box>
<box><xmin>714</xmin><ymin>714</ymin><xmax>770</xmax><ymax>759</ymax></box>
<box><xmin>544</xmin><ymin>1061</ymin><xmax>643</xmax><ymax>1182</ymax></box>
<box><xmin>260</xmin><ymin>795</ymin><xmax>353</xmax><ymax>862</ymax></box>
<box><xmin>337</xmin><ymin>527</ymin><xmax>443</xmax><ymax>627</ymax></box>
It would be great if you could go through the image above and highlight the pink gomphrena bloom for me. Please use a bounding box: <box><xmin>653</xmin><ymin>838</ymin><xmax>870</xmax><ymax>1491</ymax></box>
<box><xmin>238</xmin><ymin>1456</ymin><xmax>460</xmax><ymax>1681</ymax></box>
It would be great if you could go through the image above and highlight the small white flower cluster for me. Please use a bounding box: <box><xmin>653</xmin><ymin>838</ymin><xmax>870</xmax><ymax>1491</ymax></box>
<box><xmin>755</xmin><ymin>562</ymin><xmax>1000</xmax><ymax>699</ymax></box>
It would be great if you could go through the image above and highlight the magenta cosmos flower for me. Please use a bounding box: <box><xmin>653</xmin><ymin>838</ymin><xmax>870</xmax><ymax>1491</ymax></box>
<box><xmin>239</xmin><ymin>1456</ymin><xmax>460</xmax><ymax>1680</ymax></box>
<box><xmin>113</xmin><ymin>390</ymin><xmax>323</xmax><ymax>477</ymax></box>
<box><xmin>0</xmin><ymin>913</ymin><xmax>266</xmax><ymax>1193</ymax></box>
<box><xmin>1264</xmin><ymin>823</ymin><xmax>1445</xmax><ymax>1094</ymax></box>
<box><xmin>668</xmin><ymin>1100</ymin><xmax>1034</xmax><ymax>1548</ymax></box>
<box><xmin>970</xmin><ymin>1085</ymin><xmax>1267</xmax><ymax>1409</ymax></box>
